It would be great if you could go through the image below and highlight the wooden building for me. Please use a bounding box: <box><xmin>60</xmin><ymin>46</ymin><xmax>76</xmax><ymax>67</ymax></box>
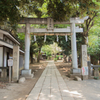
<box><xmin>0</xmin><ymin>29</ymin><xmax>24</xmax><ymax>81</ymax></box>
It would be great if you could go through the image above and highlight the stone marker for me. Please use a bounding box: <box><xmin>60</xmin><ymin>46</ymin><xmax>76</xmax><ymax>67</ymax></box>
<box><xmin>81</xmin><ymin>45</ymin><xmax>87</xmax><ymax>67</ymax></box>
<box><xmin>81</xmin><ymin>45</ymin><xmax>88</xmax><ymax>80</ymax></box>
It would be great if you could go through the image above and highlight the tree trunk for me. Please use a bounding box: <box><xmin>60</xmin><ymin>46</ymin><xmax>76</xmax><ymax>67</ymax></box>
<box><xmin>37</xmin><ymin>49</ymin><xmax>41</xmax><ymax>63</ymax></box>
<box><xmin>30</xmin><ymin>53</ymin><xmax>33</xmax><ymax>64</ymax></box>
<box><xmin>91</xmin><ymin>55</ymin><xmax>98</xmax><ymax>65</ymax></box>
<box><xmin>63</xmin><ymin>54</ymin><xmax>67</xmax><ymax>63</ymax></box>
<box><xmin>54</xmin><ymin>53</ymin><xmax>56</xmax><ymax>58</ymax></box>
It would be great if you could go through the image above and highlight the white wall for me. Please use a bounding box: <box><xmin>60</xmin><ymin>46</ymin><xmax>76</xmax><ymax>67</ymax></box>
<box><xmin>0</xmin><ymin>33</ymin><xmax>3</xmax><ymax>39</ymax></box>
<box><xmin>0</xmin><ymin>47</ymin><xmax>3</xmax><ymax>66</ymax></box>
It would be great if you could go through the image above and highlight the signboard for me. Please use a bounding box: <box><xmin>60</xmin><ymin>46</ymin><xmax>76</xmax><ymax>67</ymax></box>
<box><xmin>82</xmin><ymin>67</ymin><xmax>88</xmax><ymax>75</ymax></box>
<box><xmin>8</xmin><ymin>59</ymin><xmax>13</xmax><ymax>67</ymax></box>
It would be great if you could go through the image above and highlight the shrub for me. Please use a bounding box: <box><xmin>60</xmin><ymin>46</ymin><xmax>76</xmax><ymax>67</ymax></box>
<box><xmin>54</xmin><ymin>58</ymin><xmax>57</xmax><ymax>61</ymax></box>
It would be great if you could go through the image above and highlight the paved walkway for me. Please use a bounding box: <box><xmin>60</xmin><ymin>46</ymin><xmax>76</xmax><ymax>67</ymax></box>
<box><xmin>26</xmin><ymin>61</ymin><xmax>74</xmax><ymax>100</ymax></box>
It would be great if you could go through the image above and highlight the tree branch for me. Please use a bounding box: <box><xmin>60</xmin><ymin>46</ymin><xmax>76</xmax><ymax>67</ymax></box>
<box><xmin>83</xmin><ymin>21</ymin><xmax>94</xmax><ymax>37</ymax></box>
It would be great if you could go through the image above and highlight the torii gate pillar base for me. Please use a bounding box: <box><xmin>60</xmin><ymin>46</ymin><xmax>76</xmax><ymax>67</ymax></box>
<box><xmin>71</xmin><ymin>68</ymin><xmax>81</xmax><ymax>74</ymax></box>
<box><xmin>21</xmin><ymin>69</ymin><xmax>33</xmax><ymax>78</ymax></box>
<box><xmin>69</xmin><ymin>68</ymin><xmax>82</xmax><ymax>78</ymax></box>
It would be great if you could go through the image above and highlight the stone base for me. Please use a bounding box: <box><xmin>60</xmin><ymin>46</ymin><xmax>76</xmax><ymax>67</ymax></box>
<box><xmin>21</xmin><ymin>69</ymin><xmax>33</xmax><ymax>78</ymax></box>
<box><xmin>12</xmin><ymin>77</ymin><xmax>19</xmax><ymax>82</ymax></box>
<box><xmin>82</xmin><ymin>75</ymin><xmax>88</xmax><ymax>80</ymax></box>
<box><xmin>70</xmin><ymin>73</ymin><xmax>82</xmax><ymax>78</ymax></box>
<box><xmin>71</xmin><ymin>68</ymin><xmax>81</xmax><ymax>74</ymax></box>
<box><xmin>88</xmin><ymin>76</ymin><xmax>94</xmax><ymax>79</ymax></box>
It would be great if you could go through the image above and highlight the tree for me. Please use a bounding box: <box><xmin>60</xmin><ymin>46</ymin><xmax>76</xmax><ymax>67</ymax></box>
<box><xmin>42</xmin><ymin>42</ymin><xmax>62</xmax><ymax>59</ymax></box>
<box><xmin>46</xmin><ymin>0</ymin><xmax>100</xmax><ymax>21</ymax></box>
<box><xmin>41</xmin><ymin>45</ymin><xmax>52</xmax><ymax>58</ymax></box>
<box><xmin>87</xmin><ymin>24</ymin><xmax>100</xmax><ymax>64</ymax></box>
<box><xmin>30</xmin><ymin>42</ymin><xmax>38</xmax><ymax>63</ymax></box>
<box><xmin>17</xmin><ymin>32</ymin><xmax>25</xmax><ymax>50</ymax></box>
<box><xmin>1</xmin><ymin>0</ymin><xmax>100</xmax><ymax>64</ymax></box>
<box><xmin>0</xmin><ymin>0</ymin><xmax>44</xmax><ymax>32</ymax></box>
<box><xmin>1</xmin><ymin>0</ymin><xmax>99</xmax><ymax>25</ymax></box>
<box><xmin>31</xmin><ymin>35</ymin><xmax>55</xmax><ymax>63</ymax></box>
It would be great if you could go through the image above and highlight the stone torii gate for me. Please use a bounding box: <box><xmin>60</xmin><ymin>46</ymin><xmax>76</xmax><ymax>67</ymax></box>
<box><xmin>17</xmin><ymin>17</ymin><xmax>88</xmax><ymax>78</ymax></box>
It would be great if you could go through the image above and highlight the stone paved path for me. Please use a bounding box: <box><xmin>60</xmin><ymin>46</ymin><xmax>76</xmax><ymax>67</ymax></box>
<box><xmin>26</xmin><ymin>61</ymin><xmax>74</xmax><ymax>100</ymax></box>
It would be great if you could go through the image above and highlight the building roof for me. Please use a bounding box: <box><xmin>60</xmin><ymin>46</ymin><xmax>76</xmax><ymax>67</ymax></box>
<box><xmin>0</xmin><ymin>29</ymin><xmax>25</xmax><ymax>53</ymax></box>
<box><xmin>0</xmin><ymin>29</ymin><xmax>20</xmax><ymax>45</ymax></box>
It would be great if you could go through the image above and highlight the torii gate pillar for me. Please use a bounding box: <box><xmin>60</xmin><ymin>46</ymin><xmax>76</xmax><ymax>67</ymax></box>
<box><xmin>71</xmin><ymin>23</ymin><xmax>78</xmax><ymax>69</ymax></box>
<box><xmin>71</xmin><ymin>23</ymin><xmax>81</xmax><ymax>73</ymax></box>
<box><xmin>70</xmin><ymin>17</ymin><xmax>88</xmax><ymax>73</ymax></box>
<box><xmin>21</xmin><ymin>23</ymin><xmax>33</xmax><ymax>78</ymax></box>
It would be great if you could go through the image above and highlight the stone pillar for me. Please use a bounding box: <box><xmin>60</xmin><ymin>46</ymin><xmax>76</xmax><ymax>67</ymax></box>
<box><xmin>12</xmin><ymin>46</ymin><xmax>19</xmax><ymax>82</ymax></box>
<box><xmin>21</xmin><ymin>23</ymin><xmax>33</xmax><ymax>78</ymax></box>
<box><xmin>81</xmin><ymin>45</ymin><xmax>88</xmax><ymax>79</ymax></box>
<box><xmin>71</xmin><ymin>23</ymin><xmax>81</xmax><ymax>74</ymax></box>
<box><xmin>81</xmin><ymin>45</ymin><xmax>87</xmax><ymax>67</ymax></box>
<box><xmin>71</xmin><ymin>23</ymin><xmax>78</xmax><ymax>69</ymax></box>
<box><xmin>25</xmin><ymin>23</ymin><xmax>30</xmax><ymax>70</ymax></box>
<box><xmin>87</xmin><ymin>61</ymin><xmax>92</xmax><ymax>78</ymax></box>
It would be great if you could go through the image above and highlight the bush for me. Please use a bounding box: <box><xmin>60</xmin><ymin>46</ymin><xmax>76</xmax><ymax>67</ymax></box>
<box><xmin>56</xmin><ymin>55</ymin><xmax>63</xmax><ymax>59</ymax></box>
<box><xmin>54</xmin><ymin>58</ymin><xmax>57</xmax><ymax>61</ymax></box>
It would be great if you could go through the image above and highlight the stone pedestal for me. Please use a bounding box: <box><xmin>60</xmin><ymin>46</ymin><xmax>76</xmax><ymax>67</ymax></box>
<box><xmin>21</xmin><ymin>69</ymin><xmax>33</xmax><ymax>78</ymax></box>
<box><xmin>70</xmin><ymin>68</ymin><xmax>81</xmax><ymax>78</ymax></box>
<box><xmin>71</xmin><ymin>68</ymin><xmax>81</xmax><ymax>74</ymax></box>
<box><xmin>82</xmin><ymin>75</ymin><xmax>88</xmax><ymax>80</ymax></box>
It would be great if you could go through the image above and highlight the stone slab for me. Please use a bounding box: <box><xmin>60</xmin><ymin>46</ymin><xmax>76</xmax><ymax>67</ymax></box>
<box><xmin>26</xmin><ymin>61</ymin><xmax>74</xmax><ymax>100</ymax></box>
